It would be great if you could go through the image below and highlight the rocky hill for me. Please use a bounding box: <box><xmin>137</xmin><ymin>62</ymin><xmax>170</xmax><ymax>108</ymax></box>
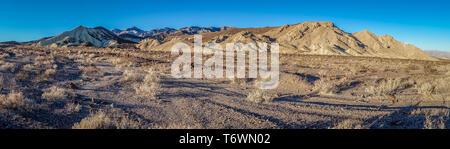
<box><xmin>37</xmin><ymin>26</ymin><xmax>134</xmax><ymax>48</ymax></box>
<box><xmin>138</xmin><ymin>21</ymin><xmax>437</xmax><ymax>61</ymax></box>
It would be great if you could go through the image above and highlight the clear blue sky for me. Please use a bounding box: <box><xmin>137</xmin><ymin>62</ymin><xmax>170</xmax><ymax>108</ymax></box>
<box><xmin>1</xmin><ymin>0</ymin><xmax>450</xmax><ymax>51</ymax></box>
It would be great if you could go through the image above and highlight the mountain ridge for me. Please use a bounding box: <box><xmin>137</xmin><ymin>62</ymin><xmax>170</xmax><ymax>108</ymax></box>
<box><xmin>112</xmin><ymin>26</ymin><xmax>232</xmax><ymax>38</ymax></box>
<box><xmin>37</xmin><ymin>25</ymin><xmax>135</xmax><ymax>47</ymax></box>
<box><xmin>138</xmin><ymin>21</ymin><xmax>436</xmax><ymax>60</ymax></box>
<box><xmin>33</xmin><ymin>22</ymin><xmax>437</xmax><ymax>61</ymax></box>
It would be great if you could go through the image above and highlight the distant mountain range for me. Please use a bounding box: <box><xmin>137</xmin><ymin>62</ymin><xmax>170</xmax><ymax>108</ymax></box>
<box><xmin>112</xmin><ymin>26</ymin><xmax>232</xmax><ymax>38</ymax></box>
<box><xmin>7</xmin><ymin>21</ymin><xmax>437</xmax><ymax>61</ymax></box>
<box><xmin>425</xmin><ymin>50</ymin><xmax>450</xmax><ymax>58</ymax></box>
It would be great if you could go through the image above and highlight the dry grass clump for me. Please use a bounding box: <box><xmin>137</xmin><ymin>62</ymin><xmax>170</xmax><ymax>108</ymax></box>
<box><xmin>365</xmin><ymin>78</ymin><xmax>409</xmax><ymax>96</ymax></box>
<box><xmin>331</xmin><ymin>119</ymin><xmax>364</xmax><ymax>129</ymax></box>
<box><xmin>415</xmin><ymin>77</ymin><xmax>450</xmax><ymax>100</ymax></box>
<box><xmin>423</xmin><ymin>63</ymin><xmax>438</xmax><ymax>74</ymax></box>
<box><xmin>416</xmin><ymin>82</ymin><xmax>434</xmax><ymax>97</ymax></box>
<box><xmin>15</xmin><ymin>71</ymin><xmax>30</xmax><ymax>80</ymax></box>
<box><xmin>34</xmin><ymin>55</ymin><xmax>47</xmax><ymax>61</ymax></box>
<box><xmin>78</xmin><ymin>65</ymin><xmax>102</xmax><ymax>76</ymax></box>
<box><xmin>43</xmin><ymin>68</ymin><xmax>56</xmax><ymax>77</ymax></box>
<box><xmin>34</xmin><ymin>55</ymin><xmax>55</xmax><ymax>67</ymax></box>
<box><xmin>312</xmin><ymin>79</ymin><xmax>336</xmax><ymax>95</ymax></box>
<box><xmin>64</xmin><ymin>102</ymin><xmax>81</xmax><ymax>113</ymax></box>
<box><xmin>433</xmin><ymin>64</ymin><xmax>450</xmax><ymax>75</ymax></box>
<box><xmin>120</xmin><ymin>68</ymin><xmax>161</xmax><ymax>99</ymax></box>
<box><xmin>22</xmin><ymin>64</ymin><xmax>34</xmax><ymax>71</ymax></box>
<box><xmin>312</xmin><ymin>77</ymin><xmax>353</xmax><ymax>95</ymax></box>
<box><xmin>72</xmin><ymin>110</ymin><xmax>147</xmax><ymax>129</ymax></box>
<box><xmin>0</xmin><ymin>53</ymin><xmax>9</xmax><ymax>59</ymax></box>
<box><xmin>41</xmin><ymin>86</ymin><xmax>68</xmax><ymax>100</ymax></box>
<box><xmin>0</xmin><ymin>91</ymin><xmax>36</xmax><ymax>110</ymax></box>
<box><xmin>246</xmin><ymin>89</ymin><xmax>273</xmax><ymax>103</ymax></box>
<box><xmin>133</xmin><ymin>68</ymin><xmax>161</xmax><ymax>99</ymax></box>
<box><xmin>108</xmin><ymin>57</ymin><xmax>134</xmax><ymax>67</ymax></box>
<box><xmin>120</xmin><ymin>69</ymin><xmax>146</xmax><ymax>82</ymax></box>
<box><xmin>110</xmin><ymin>112</ymin><xmax>147</xmax><ymax>129</ymax></box>
<box><xmin>0</xmin><ymin>61</ymin><xmax>18</xmax><ymax>72</ymax></box>
<box><xmin>406</xmin><ymin>64</ymin><xmax>421</xmax><ymax>71</ymax></box>
<box><xmin>72</xmin><ymin>111</ymin><xmax>112</xmax><ymax>129</ymax></box>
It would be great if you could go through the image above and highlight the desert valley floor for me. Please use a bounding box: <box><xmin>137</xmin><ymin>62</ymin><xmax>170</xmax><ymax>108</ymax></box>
<box><xmin>0</xmin><ymin>45</ymin><xmax>449</xmax><ymax>129</ymax></box>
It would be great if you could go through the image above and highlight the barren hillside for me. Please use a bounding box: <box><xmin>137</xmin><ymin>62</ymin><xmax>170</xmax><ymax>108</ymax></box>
<box><xmin>138</xmin><ymin>21</ymin><xmax>437</xmax><ymax>61</ymax></box>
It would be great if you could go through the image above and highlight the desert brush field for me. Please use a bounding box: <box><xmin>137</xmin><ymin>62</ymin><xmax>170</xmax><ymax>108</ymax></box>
<box><xmin>0</xmin><ymin>44</ymin><xmax>448</xmax><ymax>129</ymax></box>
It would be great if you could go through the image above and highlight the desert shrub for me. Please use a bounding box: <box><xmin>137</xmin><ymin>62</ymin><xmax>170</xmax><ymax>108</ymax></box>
<box><xmin>246</xmin><ymin>89</ymin><xmax>273</xmax><ymax>103</ymax></box>
<box><xmin>433</xmin><ymin>64</ymin><xmax>450</xmax><ymax>75</ymax></box>
<box><xmin>406</xmin><ymin>64</ymin><xmax>420</xmax><ymax>71</ymax></box>
<box><xmin>65</xmin><ymin>102</ymin><xmax>81</xmax><ymax>113</ymax></box>
<box><xmin>331</xmin><ymin>119</ymin><xmax>363</xmax><ymax>129</ymax></box>
<box><xmin>108</xmin><ymin>57</ymin><xmax>134</xmax><ymax>67</ymax></box>
<box><xmin>41</xmin><ymin>86</ymin><xmax>68</xmax><ymax>100</ymax></box>
<box><xmin>416</xmin><ymin>77</ymin><xmax>450</xmax><ymax>100</ymax></box>
<box><xmin>0</xmin><ymin>53</ymin><xmax>9</xmax><ymax>59</ymax></box>
<box><xmin>42</xmin><ymin>59</ymin><xmax>55</xmax><ymax>66</ymax></box>
<box><xmin>78</xmin><ymin>65</ymin><xmax>101</xmax><ymax>76</ymax></box>
<box><xmin>15</xmin><ymin>71</ymin><xmax>30</xmax><ymax>80</ymax></box>
<box><xmin>416</xmin><ymin>82</ymin><xmax>434</xmax><ymax>97</ymax></box>
<box><xmin>110</xmin><ymin>112</ymin><xmax>146</xmax><ymax>129</ymax></box>
<box><xmin>34</xmin><ymin>55</ymin><xmax>55</xmax><ymax>67</ymax></box>
<box><xmin>72</xmin><ymin>110</ymin><xmax>146</xmax><ymax>129</ymax></box>
<box><xmin>313</xmin><ymin>79</ymin><xmax>335</xmax><ymax>95</ymax></box>
<box><xmin>72</xmin><ymin>111</ymin><xmax>112</xmax><ymax>129</ymax></box>
<box><xmin>365</xmin><ymin>78</ymin><xmax>407</xmax><ymax>96</ymax></box>
<box><xmin>43</xmin><ymin>68</ymin><xmax>56</xmax><ymax>77</ymax></box>
<box><xmin>0</xmin><ymin>91</ymin><xmax>36</xmax><ymax>110</ymax></box>
<box><xmin>133</xmin><ymin>68</ymin><xmax>161</xmax><ymax>99</ymax></box>
<box><xmin>120</xmin><ymin>69</ymin><xmax>145</xmax><ymax>82</ymax></box>
<box><xmin>434</xmin><ymin>78</ymin><xmax>450</xmax><ymax>97</ymax></box>
<box><xmin>22</xmin><ymin>64</ymin><xmax>34</xmax><ymax>71</ymax></box>
<box><xmin>423</xmin><ymin>63</ymin><xmax>438</xmax><ymax>74</ymax></box>
<box><xmin>0</xmin><ymin>62</ymin><xmax>18</xmax><ymax>72</ymax></box>
<box><xmin>87</xmin><ymin>53</ymin><xmax>98</xmax><ymax>59</ymax></box>
<box><xmin>34</xmin><ymin>55</ymin><xmax>47</xmax><ymax>61</ymax></box>
<box><xmin>312</xmin><ymin>77</ymin><xmax>353</xmax><ymax>95</ymax></box>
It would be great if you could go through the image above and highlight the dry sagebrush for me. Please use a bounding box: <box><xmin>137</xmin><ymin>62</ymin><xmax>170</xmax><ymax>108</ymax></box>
<box><xmin>72</xmin><ymin>110</ymin><xmax>147</xmax><ymax>129</ymax></box>
<box><xmin>365</xmin><ymin>78</ymin><xmax>410</xmax><ymax>97</ymax></box>
<box><xmin>246</xmin><ymin>89</ymin><xmax>274</xmax><ymax>103</ymax></box>
<box><xmin>120</xmin><ymin>68</ymin><xmax>161</xmax><ymax>99</ymax></box>
<box><xmin>415</xmin><ymin>77</ymin><xmax>450</xmax><ymax>100</ymax></box>
<box><xmin>133</xmin><ymin>68</ymin><xmax>161</xmax><ymax>99</ymax></box>
<box><xmin>0</xmin><ymin>91</ymin><xmax>37</xmax><ymax>110</ymax></box>
<box><xmin>41</xmin><ymin>86</ymin><xmax>68</xmax><ymax>100</ymax></box>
